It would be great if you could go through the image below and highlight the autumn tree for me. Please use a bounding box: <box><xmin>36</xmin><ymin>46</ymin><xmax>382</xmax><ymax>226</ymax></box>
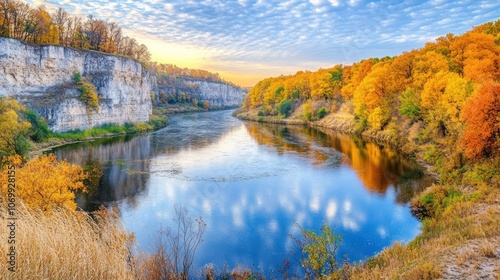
<box><xmin>420</xmin><ymin>71</ymin><xmax>473</xmax><ymax>138</ymax></box>
<box><xmin>461</xmin><ymin>82</ymin><xmax>500</xmax><ymax>160</ymax></box>
<box><xmin>398</xmin><ymin>88</ymin><xmax>421</xmax><ymax>121</ymax></box>
<box><xmin>461</xmin><ymin>32</ymin><xmax>500</xmax><ymax>82</ymax></box>
<box><xmin>412</xmin><ymin>51</ymin><xmax>448</xmax><ymax>90</ymax></box>
<box><xmin>0</xmin><ymin>98</ymin><xmax>31</xmax><ymax>157</ymax></box>
<box><xmin>291</xmin><ymin>223</ymin><xmax>342</xmax><ymax>279</ymax></box>
<box><xmin>0</xmin><ymin>154</ymin><xmax>87</xmax><ymax>211</ymax></box>
<box><xmin>353</xmin><ymin>61</ymin><xmax>396</xmax><ymax>130</ymax></box>
<box><xmin>52</xmin><ymin>7</ymin><xmax>69</xmax><ymax>46</ymax></box>
<box><xmin>310</xmin><ymin>68</ymin><xmax>335</xmax><ymax>100</ymax></box>
<box><xmin>341</xmin><ymin>58</ymin><xmax>375</xmax><ymax>100</ymax></box>
<box><xmin>0</xmin><ymin>1</ymin><xmax>151</xmax><ymax>62</ymax></box>
<box><xmin>391</xmin><ymin>50</ymin><xmax>418</xmax><ymax>89</ymax></box>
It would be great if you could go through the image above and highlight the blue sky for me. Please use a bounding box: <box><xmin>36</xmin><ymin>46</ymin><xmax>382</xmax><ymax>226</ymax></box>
<box><xmin>30</xmin><ymin>0</ymin><xmax>500</xmax><ymax>85</ymax></box>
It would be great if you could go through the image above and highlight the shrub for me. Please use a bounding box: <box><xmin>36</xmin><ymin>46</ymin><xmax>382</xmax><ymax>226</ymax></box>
<box><xmin>317</xmin><ymin>107</ymin><xmax>327</xmax><ymax>119</ymax></box>
<box><xmin>72</xmin><ymin>71</ymin><xmax>82</xmax><ymax>83</ymax></box>
<box><xmin>0</xmin><ymin>154</ymin><xmax>87</xmax><ymax>211</ymax></box>
<box><xmin>132</xmin><ymin>122</ymin><xmax>153</xmax><ymax>133</ymax></box>
<box><xmin>463</xmin><ymin>159</ymin><xmax>499</xmax><ymax>186</ymax></box>
<box><xmin>303</xmin><ymin>101</ymin><xmax>313</xmax><ymax>121</ymax></box>
<box><xmin>78</xmin><ymin>79</ymin><xmax>99</xmax><ymax>114</ymax></box>
<box><xmin>25</xmin><ymin>109</ymin><xmax>50</xmax><ymax>142</ymax></box>
<box><xmin>354</xmin><ymin>117</ymin><xmax>368</xmax><ymax>133</ymax></box>
<box><xmin>0</xmin><ymin>98</ymin><xmax>31</xmax><ymax>157</ymax></box>
<box><xmin>399</xmin><ymin>88</ymin><xmax>421</xmax><ymax>120</ymax></box>
<box><xmin>136</xmin><ymin>206</ymin><xmax>205</xmax><ymax>280</ymax></box>
<box><xmin>411</xmin><ymin>185</ymin><xmax>464</xmax><ymax>219</ymax></box>
<box><xmin>277</xmin><ymin>99</ymin><xmax>293</xmax><ymax>117</ymax></box>
<box><xmin>258</xmin><ymin>105</ymin><xmax>270</xmax><ymax>116</ymax></box>
<box><xmin>73</xmin><ymin>74</ymin><xmax>99</xmax><ymax>115</ymax></box>
<box><xmin>291</xmin><ymin>223</ymin><xmax>342</xmax><ymax>279</ymax></box>
<box><xmin>148</xmin><ymin>114</ymin><xmax>168</xmax><ymax>130</ymax></box>
<box><xmin>12</xmin><ymin>135</ymin><xmax>30</xmax><ymax>157</ymax></box>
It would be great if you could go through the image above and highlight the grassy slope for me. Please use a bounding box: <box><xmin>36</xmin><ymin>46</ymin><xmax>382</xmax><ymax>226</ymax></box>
<box><xmin>236</xmin><ymin>103</ymin><xmax>500</xmax><ymax>279</ymax></box>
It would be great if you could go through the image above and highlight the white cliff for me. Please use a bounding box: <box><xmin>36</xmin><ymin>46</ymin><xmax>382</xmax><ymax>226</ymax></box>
<box><xmin>184</xmin><ymin>80</ymin><xmax>247</xmax><ymax>108</ymax></box>
<box><xmin>0</xmin><ymin>37</ymin><xmax>153</xmax><ymax>132</ymax></box>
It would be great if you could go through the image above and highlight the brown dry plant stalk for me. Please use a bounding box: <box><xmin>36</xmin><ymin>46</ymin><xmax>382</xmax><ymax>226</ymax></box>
<box><xmin>0</xmin><ymin>202</ymin><xmax>136</xmax><ymax>279</ymax></box>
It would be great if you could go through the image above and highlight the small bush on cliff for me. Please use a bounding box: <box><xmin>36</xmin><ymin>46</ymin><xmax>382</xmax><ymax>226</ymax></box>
<box><xmin>73</xmin><ymin>72</ymin><xmax>82</xmax><ymax>83</ymax></box>
<box><xmin>73</xmin><ymin>73</ymin><xmax>99</xmax><ymax>115</ymax></box>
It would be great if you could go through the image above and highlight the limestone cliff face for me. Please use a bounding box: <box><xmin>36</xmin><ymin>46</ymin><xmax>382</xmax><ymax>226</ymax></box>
<box><xmin>0</xmin><ymin>37</ymin><xmax>153</xmax><ymax>132</ymax></box>
<box><xmin>184</xmin><ymin>80</ymin><xmax>247</xmax><ymax>108</ymax></box>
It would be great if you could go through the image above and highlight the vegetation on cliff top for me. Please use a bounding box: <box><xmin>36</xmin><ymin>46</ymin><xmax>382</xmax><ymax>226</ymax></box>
<box><xmin>0</xmin><ymin>0</ymin><xmax>151</xmax><ymax>62</ymax></box>
<box><xmin>148</xmin><ymin>62</ymin><xmax>246</xmax><ymax>113</ymax></box>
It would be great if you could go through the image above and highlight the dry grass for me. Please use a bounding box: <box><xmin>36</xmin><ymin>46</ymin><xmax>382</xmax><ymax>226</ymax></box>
<box><xmin>348</xmin><ymin>184</ymin><xmax>500</xmax><ymax>279</ymax></box>
<box><xmin>0</xmin><ymin>202</ymin><xmax>136</xmax><ymax>279</ymax></box>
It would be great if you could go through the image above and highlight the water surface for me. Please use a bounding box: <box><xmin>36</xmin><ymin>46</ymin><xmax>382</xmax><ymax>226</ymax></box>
<box><xmin>53</xmin><ymin>110</ymin><xmax>429</xmax><ymax>273</ymax></box>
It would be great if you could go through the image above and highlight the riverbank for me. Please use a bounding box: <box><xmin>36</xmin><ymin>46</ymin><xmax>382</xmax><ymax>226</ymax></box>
<box><xmin>27</xmin><ymin>110</ymin><xmax>168</xmax><ymax>158</ymax></box>
<box><xmin>236</xmin><ymin>104</ymin><xmax>439</xmax><ymax>179</ymax></box>
<box><xmin>28</xmin><ymin>106</ymin><xmax>240</xmax><ymax>158</ymax></box>
<box><xmin>159</xmin><ymin>103</ymin><xmax>240</xmax><ymax>114</ymax></box>
<box><xmin>235</xmin><ymin>107</ymin><xmax>500</xmax><ymax>279</ymax></box>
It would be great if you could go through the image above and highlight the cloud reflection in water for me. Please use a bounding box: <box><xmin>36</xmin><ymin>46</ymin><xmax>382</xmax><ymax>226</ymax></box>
<box><xmin>53</xmin><ymin>110</ymin><xmax>428</xmax><ymax>273</ymax></box>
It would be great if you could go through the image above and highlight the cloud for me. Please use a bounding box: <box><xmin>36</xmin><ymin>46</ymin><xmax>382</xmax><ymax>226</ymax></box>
<box><xmin>31</xmin><ymin>0</ymin><xmax>500</xmax><ymax>85</ymax></box>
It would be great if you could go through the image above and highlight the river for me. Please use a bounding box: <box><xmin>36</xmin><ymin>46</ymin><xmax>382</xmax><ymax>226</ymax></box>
<box><xmin>52</xmin><ymin>109</ymin><xmax>430</xmax><ymax>275</ymax></box>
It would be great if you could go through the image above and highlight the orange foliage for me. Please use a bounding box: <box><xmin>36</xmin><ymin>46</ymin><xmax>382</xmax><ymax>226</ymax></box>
<box><xmin>0</xmin><ymin>154</ymin><xmax>87</xmax><ymax>211</ymax></box>
<box><xmin>241</xmin><ymin>18</ymin><xmax>500</xmax><ymax>161</ymax></box>
<box><xmin>0</xmin><ymin>0</ymin><xmax>150</xmax><ymax>62</ymax></box>
<box><xmin>341</xmin><ymin>59</ymin><xmax>375</xmax><ymax>99</ymax></box>
<box><xmin>461</xmin><ymin>82</ymin><xmax>500</xmax><ymax>160</ymax></box>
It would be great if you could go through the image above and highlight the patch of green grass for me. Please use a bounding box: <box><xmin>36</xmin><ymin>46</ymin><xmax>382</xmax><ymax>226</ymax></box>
<box><xmin>51</xmin><ymin>110</ymin><xmax>168</xmax><ymax>141</ymax></box>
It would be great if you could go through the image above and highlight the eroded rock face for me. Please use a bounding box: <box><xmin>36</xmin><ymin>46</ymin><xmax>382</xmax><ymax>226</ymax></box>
<box><xmin>0</xmin><ymin>37</ymin><xmax>153</xmax><ymax>132</ymax></box>
<box><xmin>184</xmin><ymin>80</ymin><xmax>247</xmax><ymax>108</ymax></box>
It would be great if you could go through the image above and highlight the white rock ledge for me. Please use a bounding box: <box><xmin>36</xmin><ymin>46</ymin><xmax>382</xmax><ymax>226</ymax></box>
<box><xmin>0</xmin><ymin>37</ymin><xmax>153</xmax><ymax>132</ymax></box>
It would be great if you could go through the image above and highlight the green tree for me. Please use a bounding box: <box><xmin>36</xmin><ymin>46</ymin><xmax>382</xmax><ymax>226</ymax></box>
<box><xmin>292</xmin><ymin>223</ymin><xmax>342</xmax><ymax>279</ymax></box>
<box><xmin>25</xmin><ymin>109</ymin><xmax>50</xmax><ymax>142</ymax></box>
<box><xmin>278</xmin><ymin>99</ymin><xmax>293</xmax><ymax>117</ymax></box>
<box><xmin>317</xmin><ymin>107</ymin><xmax>327</xmax><ymax>119</ymax></box>
<box><xmin>0</xmin><ymin>98</ymin><xmax>31</xmax><ymax>157</ymax></box>
<box><xmin>399</xmin><ymin>88</ymin><xmax>421</xmax><ymax>120</ymax></box>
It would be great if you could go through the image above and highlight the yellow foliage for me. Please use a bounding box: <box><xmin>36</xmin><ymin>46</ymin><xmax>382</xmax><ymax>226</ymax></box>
<box><xmin>78</xmin><ymin>77</ymin><xmax>99</xmax><ymax>115</ymax></box>
<box><xmin>421</xmin><ymin>71</ymin><xmax>473</xmax><ymax>137</ymax></box>
<box><xmin>303</xmin><ymin>100</ymin><xmax>313</xmax><ymax>121</ymax></box>
<box><xmin>353</xmin><ymin>61</ymin><xmax>395</xmax><ymax>125</ymax></box>
<box><xmin>0</xmin><ymin>98</ymin><xmax>31</xmax><ymax>156</ymax></box>
<box><xmin>341</xmin><ymin>59</ymin><xmax>375</xmax><ymax>100</ymax></box>
<box><xmin>442</xmin><ymin>75</ymin><xmax>474</xmax><ymax>136</ymax></box>
<box><xmin>368</xmin><ymin>106</ymin><xmax>390</xmax><ymax>131</ymax></box>
<box><xmin>413</xmin><ymin>51</ymin><xmax>449</xmax><ymax>90</ymax></box>
<box><xmin>310</xmin><ymin>69</ymin><xmax>335</xmax><ymax>100</ymax></box>
<box><xmin>0</xmin><ymin>154</ymin><xmax>87</xmax><ymax>211</ymax></box>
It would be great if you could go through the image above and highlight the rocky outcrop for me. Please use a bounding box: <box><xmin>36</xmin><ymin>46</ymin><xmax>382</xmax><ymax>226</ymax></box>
<box><xmin>183</xmin><ymin>80</ymin><xmax>247</xmax><ymax>107</ymax></box>
<box><xmin>0</xmin><ymin>37</ymin><xmax>153</xmax><ymax>132</ymax></box>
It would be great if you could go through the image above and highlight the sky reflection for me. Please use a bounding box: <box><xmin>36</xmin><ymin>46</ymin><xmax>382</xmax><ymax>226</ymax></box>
<box><xmin>53</xmin><ymin>110</ymin><xmax>427</xmax><ymax>273</ymax></box>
